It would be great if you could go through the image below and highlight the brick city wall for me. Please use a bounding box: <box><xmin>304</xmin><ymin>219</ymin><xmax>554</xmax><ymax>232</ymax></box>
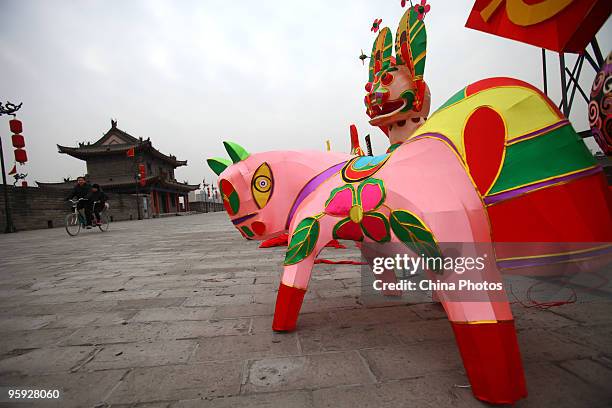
<box><xmin>189</xmin><ymin>201</ymin><xmax>224</xmax><ymax>213</ymax></box>
<box><xmin>0</xmin><ymin>185</ymin><xmax>144</xmax><ymax>232</ymax></box>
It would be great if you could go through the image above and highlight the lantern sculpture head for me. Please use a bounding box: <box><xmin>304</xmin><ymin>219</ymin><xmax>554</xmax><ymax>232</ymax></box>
<box><xmin>207</xmin><ymin>142</ymin><xmax>286</xmax><ymax>241</ymax></box>
<box><xmin>364</xmin><ymin>6</ymin><xmax>431</xmax><ymax>135</ymax></box>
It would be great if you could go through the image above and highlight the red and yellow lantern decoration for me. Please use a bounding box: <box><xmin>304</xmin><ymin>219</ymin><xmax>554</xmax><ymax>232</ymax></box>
<box><xmin>9</xmin><ymin>118</ymin><xmax>28</xmax><ymax>165</ymax></box>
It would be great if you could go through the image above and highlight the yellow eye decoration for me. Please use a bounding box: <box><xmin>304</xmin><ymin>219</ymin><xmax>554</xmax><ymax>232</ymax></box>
<box><xmin>251</xmin><ymin>162</ymin><xmax>273</xmax><ymax>208</ymax></box>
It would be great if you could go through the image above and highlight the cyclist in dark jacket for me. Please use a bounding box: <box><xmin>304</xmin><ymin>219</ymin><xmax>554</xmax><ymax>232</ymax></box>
<box><xmin>66</xmin><ymin>176</ymin><xmax>93</xmax><ymax>226</ymax></box>
<box><xmin>86</xmin><ymin>184</ymin><xmax>108</xmax><ymax>226</ymax></box>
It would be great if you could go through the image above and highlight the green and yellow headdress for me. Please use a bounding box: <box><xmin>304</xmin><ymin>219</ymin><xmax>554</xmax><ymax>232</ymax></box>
<box><xmin>368</xmin><ymin>3</ymin><xmax>429</xmax><ymax>111</ymax></box>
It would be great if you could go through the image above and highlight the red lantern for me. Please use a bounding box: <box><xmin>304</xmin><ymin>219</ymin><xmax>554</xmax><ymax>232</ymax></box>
<box><xmin>9</xmin><ymin>119</ymin><xmax>22</xmax><ymax>134</ymax></box>
<box><xmin>21</xmin><ymin>181</ymin><xmax>28</xmax><ymax>187</ymax></box>
<box><xmin>14</xmin><ymin>148</ymin><xmax>28</xmax><ymax>164</ymax></box>
<box><xmin>11</xmin><ymin>134</ymin><xmax>25</xmax><ymax>148</ymax></box>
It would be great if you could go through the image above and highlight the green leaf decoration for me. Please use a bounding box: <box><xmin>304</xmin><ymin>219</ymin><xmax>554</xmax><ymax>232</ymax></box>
<box><xmin>223</xmin><ymin>141</ymin><xmax>250</xmax><ymax>163</ymax></box>
<box><xmin>284</xmin><ymin>217</ymin><xmax>320</xmax><ymax>266</ymax></box>
<box><xmin>207</xmin><ymin>157</ymin><xmax>232</xmax><ymax>176</ymax></box>
<box><xmin>390</xmin><ymin>210</ymin><xmax>442</xmax><ymax>269</ymax></box>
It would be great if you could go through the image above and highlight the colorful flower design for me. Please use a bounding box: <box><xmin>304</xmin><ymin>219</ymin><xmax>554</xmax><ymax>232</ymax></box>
<box><xmin>415</xmin><ymin>0</ymin><xmax>430</xmax><ymax>20</ymax></box>
<box><xmin>325</xmin><ymin>178</ymin><xmax>390</xmax><ymax>243</ymax></box>
<box><xmin>371</xmin><ymin>18</ymin><xmax>382</xmax><ymax>33</ymax></box>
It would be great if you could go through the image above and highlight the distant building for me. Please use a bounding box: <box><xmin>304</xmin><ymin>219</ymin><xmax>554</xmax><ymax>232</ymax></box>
<box><xmin>38</xmin><ymin>120</ymin><xmax>199</xmax><ymax>216</ymax></box>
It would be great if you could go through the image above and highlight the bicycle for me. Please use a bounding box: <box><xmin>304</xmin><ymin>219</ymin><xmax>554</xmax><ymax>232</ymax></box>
<box><xmin>65</xmin><ymin>198</ymin><xmax>110</xmax><ymax>236</ymax></box>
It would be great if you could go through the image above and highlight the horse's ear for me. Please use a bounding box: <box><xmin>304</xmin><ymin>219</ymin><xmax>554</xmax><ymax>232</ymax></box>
<box><xmin>395</xmin><ymin>6</ymin><xmax>427</xmax><ymax>80</ymax></box>
<box><xmin>369</xmin><ymin>27</ymin><xmax>393</xmax><ymax>82</ymax></box>
<box><xmin>223</xmin><ymin>141</ymin><xmax>250</xmax><ymax>163</ymax></box>
<box><xmin>207</xmin><ymin>157</ymin><xmax>232</xmax><ymax>176</ymax></box>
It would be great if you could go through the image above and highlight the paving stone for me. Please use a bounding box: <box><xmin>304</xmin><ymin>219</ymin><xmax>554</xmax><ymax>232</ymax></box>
<box><xmin>0</xmin><ymin>328</ymin><xmax>77</xmax><ymax>355</ymax></box>
<box><xmin>171</xmin><ymin>390</ymin><xmax>313</xmax><ymax>408</ymax></box>
<box><xmin>298</xmin><ymin>324</ymin><xmax>401</xmax><ymax>353</ymax></box>
<box><xmin>548</xmin><ymin>301</ymin><xmax>612</xmax><ymax>326</ymax></box>
<box><xmin>45</xmin><ymin>310</ymin><xmax>137</xmax><ymax>329</ymax></box>
<box><xmin>558</xmin><ymin>358</ymin><xmax>612</xmax><ymax>393</ymax></box>
<box><xmin>552</xmin><ymin>323</ymin><xmax>612</xmax><ymax>356</ymax></box>
<box><xmin>182</xmin><ymin>294</ymin><xmax>253</xmax><ymax>307</ymax></box>
<box><xmin>158</xmin><ymin>319</ymin><xmax>251</xmax><ymax>339</ymax></box>
<box><xmin>389</xmin><ymin>318</ymin><xmax>455</xmax><ymax>345</ymax></box>
<box><xmin>112</xmin><ymin>403</ymin><xmax>172</xmax><ymax>408</ymax></box>
<box><xmin>192</xmin><ymin>332</ymin><xmax>298</xmax><ymax>362</ymax></box>
<box><xmin>96</xmin><ymin>290</ymin><xmax>161</xmax><ymax>301</ymax></box>
<box><xmin>6</xmin><ymin>300</ymin><xmax>118</xmax><ymax>316</ymax></box>
<box><xmin>24</xmin><ymin>292</ymin><xmax>101</xmax><ymax>305</ymax></box>
<box><xmin>407</xmin><ymin>302</ymin><xmax>447</xmax><ymax>320</ymax></box>
<box><xmin>131</xmin><ymin>307</ymin><xmax>215</xmax><ymax>322</ymax></box>
<box><xmin>312</xmin><ymin>375</ymin><xmax>483</xmax><ymax>408</ymax></box>
<box><xmin>331</xmin><ymin>305</ymin><xmax>420</xmax><ymax>327</ymax></box>
<box><xmin>83</xmin><ymin>340</ymin><xmax>197</xmax><ymax>370</ymax></box>
<box><xmin>106</xmin><ymin>362</ymin><xmax>242</xmax><ymax>404</ymax></box>
<box><xmin>60</xmin><ymin>322</ymin><xmax>167</xmax><ymax>345</ymax></box>
<box><xmin>511</xmin><ymin>304</ymin><xmax>577</xmax><ymax>330</ymax></box>
<box><xmin>157</xmin><ymin>288</ymin><xmax>219</xmax><ymax>299</ymax></box>
<box><xmin>243</xmin><ymin>352</ymin><xmax>374</xmax><ymax>394</ymax></box>
<box><xmin>0</xmin><ymin>315</ymin><xmax>56</xmax><ymax>331</ymax></box>
<box><xmin>517</xmin><ymin>328</ymin><xmax>598</xmax><ymax>362</ymax></box>
<box><xmin>515</xmin><ymin>362</ymin><xmax>611</xmax><ymax>407</ymax></box>
<box><xmin>112</xmin><ymin>297</ymin><xmax>187</xmax><ymax>310</ymax></box>
<box><xmin>217</xmin><ymin>283</ymin><xmax>277</xmax><ymax>295</ymax></box>
<box><xmin>0</xmin><ymin>346</ymin><xmax>94</xmax><ymax>375</ymax></box>
<box><xmin>212</xmin><ymin>303</ymin><xmax>274</xmax><ymax>319</ymax></box>
<box><xmin>360</xmin><ymin>342</ymin><xmax>463</xmax><ymax>381</ymax></box>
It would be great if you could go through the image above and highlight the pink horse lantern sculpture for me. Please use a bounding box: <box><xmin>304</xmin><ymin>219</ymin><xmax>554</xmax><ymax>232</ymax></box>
<box><xmin>208</xmin><ymin>5</ymin><xmax>612</xmax><ymax>405</ymax></box>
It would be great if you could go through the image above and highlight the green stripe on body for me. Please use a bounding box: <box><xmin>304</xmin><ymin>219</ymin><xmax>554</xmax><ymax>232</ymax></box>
<box><xmin>488</xmin><ymin>125</ymin><xmax>596</xmax><ymax>195</ymax></box>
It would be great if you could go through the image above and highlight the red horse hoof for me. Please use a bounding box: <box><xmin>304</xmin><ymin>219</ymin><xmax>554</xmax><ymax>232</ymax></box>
<box><xmin>272</xmin><ymin>283</ymin><xmax>306</xmax><ymax>332</ymax></box>
<box><xmin>451</xmin><ymin>320</ymin><xmax>527</xmax><ymax>405</ymax></box>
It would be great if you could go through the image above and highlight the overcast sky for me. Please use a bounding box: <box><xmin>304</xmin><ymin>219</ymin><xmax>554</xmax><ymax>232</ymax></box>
<box><xmin>1</xmin><ymin>0</ymin><xmax>610</xmax><ymax>189</ymax></box>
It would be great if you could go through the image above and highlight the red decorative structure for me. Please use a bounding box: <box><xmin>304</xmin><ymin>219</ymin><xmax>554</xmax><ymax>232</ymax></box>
<box><xmin>9</xmin><ymin>119</ymin><xmax>22</xmax><ymax>134</ymax></box>
<box><xmin>138</xmin><ymin>163</ymin><xmax>146</xmax><ymax>187</ymax></box>
<box><xmin>465</xmin><ymin>0</ymin><xmax>609</xmax><ymax>53</ymax></box>
<box><xmin>11</xmin><ymin>134</ymin><xmax>25</xmax><ymax>148</ymax></box>
<box><xmin>14</xmin><ymin>148</ymin><xmax>27</xmax><ymax>164</ymax></box>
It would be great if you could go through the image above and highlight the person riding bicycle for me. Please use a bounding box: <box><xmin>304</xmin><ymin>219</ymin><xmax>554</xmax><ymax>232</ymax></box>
<box><xmin>65</xmin><ymin>176</ymin><xmax>93</xmax><ymax>227</ymax></box>
<box><xmin>86</xmin><ymin>184</ymin><xmax>109</xmax><ymax>226</ymax></box>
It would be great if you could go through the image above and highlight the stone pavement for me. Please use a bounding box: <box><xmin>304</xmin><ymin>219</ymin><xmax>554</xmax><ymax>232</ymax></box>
<box><xmin>0</xmin><ymin>213</ymin><xmax>610</xmax><ymax>407</ymax></box>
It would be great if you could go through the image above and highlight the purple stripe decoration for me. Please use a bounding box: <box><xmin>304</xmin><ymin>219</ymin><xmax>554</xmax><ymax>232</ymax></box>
<box><xmin>507</xmin><ymin>120</ymin><xmax>570</xmax><ymax>145</ymax></box>
<box><xmin>410</xmin><ymin>133</ymin><xmax>461</xmax><ymax>156</ymax></box>
<box><xmin>285</xmin><ymin>161</ymin><xmax>347</xmax><ymax>229</ymax></box>
<box><xmin>497</xmin><ymin>244</ymin><xmax>612</xmax><ymax>270</ymax></box>
<box><xmin>231</xmin><ymin>212</ymin><xmax>257</xmax><ymax>225</ymax></box>
<box><xmin>484</xmin><ymin>166</ymin><xmax>602</xmax><ymax>206</ymax></box>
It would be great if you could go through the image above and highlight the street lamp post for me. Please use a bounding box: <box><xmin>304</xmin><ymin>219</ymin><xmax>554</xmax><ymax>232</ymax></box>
<box><xmin>0</xmin><ymin>101</ymin><xmax>21</xmax><ymax>233</ymax></box>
